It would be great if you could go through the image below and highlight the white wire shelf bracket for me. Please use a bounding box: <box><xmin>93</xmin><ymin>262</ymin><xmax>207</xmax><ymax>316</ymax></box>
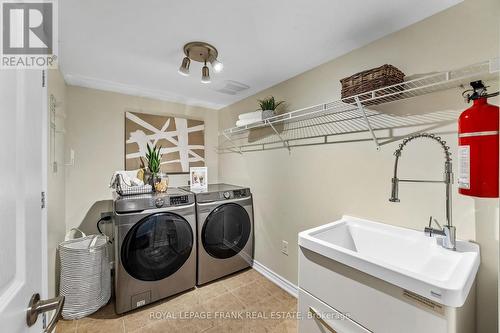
<box><xmin>218</xmin><ymin>58</ymin><xmax>499</xmax><ymax>153</ymax></box>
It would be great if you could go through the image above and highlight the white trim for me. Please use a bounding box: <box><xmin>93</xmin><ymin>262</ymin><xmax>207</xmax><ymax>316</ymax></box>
<box><xmin>252</xmin><ymin>260</ymin><xmax>298</xmax><ymax>298</ymax></box>
<box><xmin>41</xmin><ymin>70</ymin><xmax>48</xmax><ymax>299</ymax></box>
<box><xmin>63</xmin><ymin>74</ymin><xmax>225</xmax><ymax>110</ymax></box>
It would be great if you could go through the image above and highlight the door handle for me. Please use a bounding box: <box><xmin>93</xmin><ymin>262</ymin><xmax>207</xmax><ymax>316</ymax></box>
<box><xmin>27</xmin><ymin>293</ymin><xmax>65</xmax><ymax>333</ymax></box>
<box><xmin>309</xmin><ymin>307</ymin><xmax>338</xmax><ymax>333</ymax></box>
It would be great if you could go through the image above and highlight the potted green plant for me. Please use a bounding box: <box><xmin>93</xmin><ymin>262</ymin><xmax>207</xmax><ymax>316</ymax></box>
<box><xmin>257</xmin><ymin>96</ymin><xmax>284</xmax><ymax>119</ymax></box>
<box><xmin>144</xmin><ymin>144</ymin><xmax>168</xmax><ymax>192</ymax></box>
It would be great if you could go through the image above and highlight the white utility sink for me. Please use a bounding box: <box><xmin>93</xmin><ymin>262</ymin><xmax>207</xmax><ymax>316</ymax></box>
<box><xmin>298</xmin><ymin>216</ymin><xmax>480</xmax><ymax>307</ymax></box>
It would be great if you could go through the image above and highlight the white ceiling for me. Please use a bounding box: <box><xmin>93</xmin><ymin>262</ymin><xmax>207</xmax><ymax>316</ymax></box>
<box><xmin>59</xmin><ymin>0</ymin><xmax>461</xmax><ymax>109</ymax></box>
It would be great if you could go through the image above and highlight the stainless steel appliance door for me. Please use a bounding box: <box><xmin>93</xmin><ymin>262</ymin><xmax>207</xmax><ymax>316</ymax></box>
<box><xmin>120</xmin><ymin>212</ymin><xmax>194</xmax><ymax>281</ymax></box>
<box><xmin>201</xmin><ymin>203</ymin><xmax>251</xmax><ymax>259</ymax></box>
<box><xmin>196</xmin><ymin>196</ymin><xmax>254</xmax><ymax>284</ymax></box>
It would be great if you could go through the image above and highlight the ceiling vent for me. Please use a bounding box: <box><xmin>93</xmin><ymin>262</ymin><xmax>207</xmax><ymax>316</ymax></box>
<box><xmin>214</xmin><ymin>80</ymin><xmax>250</xmax><ymax>95</ymax></box>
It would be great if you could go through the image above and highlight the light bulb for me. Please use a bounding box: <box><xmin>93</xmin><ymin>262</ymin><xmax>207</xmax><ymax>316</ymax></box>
<box><xmin>201</xmin><ymin>65</ymin><xmax>211</xmax><ymax>83</ymax></box>
<box><xmin>178</xmin><ymin>57</ymin><xmax>190</xmax><ymax>76</ymax></box>
<box><xmin>211</xmin><ymin>59</ymin><xmax>224</xmax><ymax>73</ymax></box>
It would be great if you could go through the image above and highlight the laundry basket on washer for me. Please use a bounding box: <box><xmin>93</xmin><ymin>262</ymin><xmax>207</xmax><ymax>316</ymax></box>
<box><xmin>58</xmin><ymin>228</ymin><xmax>111</xmax><ymax>319</ymax></box>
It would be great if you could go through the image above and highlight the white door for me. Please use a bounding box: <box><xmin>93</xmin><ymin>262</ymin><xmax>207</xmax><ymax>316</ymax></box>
<box><xmin>0</xmin><ymin>69</ymin><xmax>59</xmax><ymax>332</ymax></box>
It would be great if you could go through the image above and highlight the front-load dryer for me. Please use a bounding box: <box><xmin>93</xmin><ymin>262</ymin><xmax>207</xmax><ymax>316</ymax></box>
<box><xmin>113</xmin><ymin>189</ymin><xmax>196</xmax><ymax>314</ymax></box>
<box><xmin>181</xmin><ymin>184</ymin><xmax>254</xmax><ymax>285</ymax></box>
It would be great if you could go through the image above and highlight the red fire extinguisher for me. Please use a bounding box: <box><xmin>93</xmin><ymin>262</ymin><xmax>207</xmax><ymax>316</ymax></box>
<box><xmin>458</xmin><ymin>80</ymin><xmax>499</xmax><ymax>198</ymax></box>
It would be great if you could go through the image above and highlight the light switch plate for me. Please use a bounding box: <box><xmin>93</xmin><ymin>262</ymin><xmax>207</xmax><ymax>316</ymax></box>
<box><xmin>281</xmin><ymin>240</ymin><xmax>289</xmax><ymax>255</ymax></box>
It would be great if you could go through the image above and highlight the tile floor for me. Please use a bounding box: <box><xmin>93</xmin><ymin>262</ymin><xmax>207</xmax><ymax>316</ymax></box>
<box><xmin>56</xmin><ymin>268</ymin><xmax>298</xmax><ymax>333</ymax></box>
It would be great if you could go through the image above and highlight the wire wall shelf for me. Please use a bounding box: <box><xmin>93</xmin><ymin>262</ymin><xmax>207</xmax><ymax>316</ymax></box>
<box><xmin>218</xmin><ymin>58</ymin><xmax>499</xmax><ymax>154</ymax></box>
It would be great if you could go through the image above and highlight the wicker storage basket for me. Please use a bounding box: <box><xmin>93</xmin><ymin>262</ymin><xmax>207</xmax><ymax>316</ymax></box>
<box><xmin>340</xmin><ymin>64</ymin><xmax>405</xmax><ymax>99</ymax></box>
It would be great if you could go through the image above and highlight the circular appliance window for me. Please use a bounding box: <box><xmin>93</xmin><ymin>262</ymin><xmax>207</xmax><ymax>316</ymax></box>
<box><xmin>121</xmin><ymin>212</ymin><xmax>193</xmax><ymax>281</ymax></box>
<box><xmin>202</xmin><ymin>203</ymin><xmax>251</xmax><ymax>259</ymax></box>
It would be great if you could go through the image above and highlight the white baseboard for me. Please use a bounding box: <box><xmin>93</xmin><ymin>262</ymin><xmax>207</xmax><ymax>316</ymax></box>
<box><xmin>252</xmin><ymin>260</ymin><xmax>298</xmax><ymax>298</ymax></box>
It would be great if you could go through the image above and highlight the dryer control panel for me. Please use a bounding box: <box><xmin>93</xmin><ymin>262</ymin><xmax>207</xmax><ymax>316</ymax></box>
<box><xmin>233</xmin><ymin>189</ymin><xmax>250</xmax><ymax>198</ymax></box>
<box><xmin>220</xmin><ymin>188</ymin><xmax>250</xmax><ymax>200</ymax></box>
<box><xmin>181</xmin><ymin>184</ymin><xmax>251</xmax><ymax>204</ymax></box>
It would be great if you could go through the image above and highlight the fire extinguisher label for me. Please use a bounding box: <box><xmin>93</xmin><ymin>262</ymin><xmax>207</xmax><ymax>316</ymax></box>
<box><xmin>458</xmin><ymin>145</ymin><xmax>470</xmax><ymax>189</ymax></box>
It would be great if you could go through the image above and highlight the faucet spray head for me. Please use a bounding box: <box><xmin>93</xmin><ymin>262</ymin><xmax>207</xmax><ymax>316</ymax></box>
<box><xmin>389</xmin><ymin>178</ymin><xmax>400</xmax><ymax>202</ymax></box>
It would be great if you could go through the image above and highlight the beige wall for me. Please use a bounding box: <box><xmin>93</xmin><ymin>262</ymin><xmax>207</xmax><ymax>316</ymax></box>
<box><xmin>47</xmin><ymin>69</ymin><xmax>67</xmax><ymax>298</ymax></box>
<box><xmin>64</xmin><ymin>86</ymin><xmax>219</xmax><ymax>235</ymax></box>
<box><xmin>218</xmin><ymin>0</ymin><xmax>499</xmax><ymax>332</ymax></box>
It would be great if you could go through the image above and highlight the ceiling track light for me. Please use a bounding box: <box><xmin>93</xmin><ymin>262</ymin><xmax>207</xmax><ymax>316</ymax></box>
<box><xmin>178</xmin><ymin>57</ymin><xmax>190</xmax><ymax>76</ymax></box>
<box><xmin>201</xmin><ymin>61</ymin><xmax>211</xmax><ymax>84</ymax></box>
<box><xmin>178</xmin><ymin>41</ymin><xmax>223</xmax><ymax>83</ymax></box>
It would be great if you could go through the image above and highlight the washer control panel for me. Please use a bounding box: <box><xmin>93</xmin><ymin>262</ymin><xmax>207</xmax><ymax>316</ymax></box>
<box><xmin>114</xmin><ymin>189</ymin><xmax>194</xmax><ymax>213</ymax></box>
<box><xmin>154</xmin><ymin>198</ymin><xmax>164</xmax><ymax>208</ymax></box>
<box><xmin>170</xmin><ymin>195</ymin><xmax>189</xmax><ymax>206</ymax></box>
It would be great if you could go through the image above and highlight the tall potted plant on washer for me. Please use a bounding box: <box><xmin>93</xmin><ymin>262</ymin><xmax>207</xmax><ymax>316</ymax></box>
<box><xmin>258</xmin><ymin>96</ymin><xmax>284</xmax><ymax>119</ymax></box>
<box><xmin>144</xmin><ymin>143</ymin><xmax>168</xmax><ymax>192</ymax></box>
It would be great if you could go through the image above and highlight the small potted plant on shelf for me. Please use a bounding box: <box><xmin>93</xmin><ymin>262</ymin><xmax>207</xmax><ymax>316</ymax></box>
<box><xmin>144</xmin><ymin>143</ymin><xmax>168</xmax><ymax>192</ymax></box>
<box><xmin>257</xmin><ymin>96</ymin><xmax>284</xmax><ymax>119</ymax></box>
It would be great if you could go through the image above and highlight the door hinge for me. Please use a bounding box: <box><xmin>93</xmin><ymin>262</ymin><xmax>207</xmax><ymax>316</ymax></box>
<box><xmin>41</xmin><ymin>191</ymin><xmax>46</xmax><ymax>209</ymax></box>
<box><xmin>42</xmin><ymin>70</ymin><xmax>46</xmax><ymax>87</ymax></box>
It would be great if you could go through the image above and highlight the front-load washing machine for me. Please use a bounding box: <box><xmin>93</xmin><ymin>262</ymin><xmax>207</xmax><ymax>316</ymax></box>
<box><xmin>181</xmin><ymin>184</ymin><xmax>254</xmax><ymax>285</ymax></box>
<box><xmin>113</xmin><ymin>189</ymin><xmax>196</xmax><ymax>314</ymax></box>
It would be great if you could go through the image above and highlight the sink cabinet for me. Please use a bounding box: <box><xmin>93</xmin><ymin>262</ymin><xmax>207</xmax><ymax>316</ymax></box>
<box><xmin>298</xmin><ymin>247</ymin><xmax>476</xmax><ymax>333</ymax></box>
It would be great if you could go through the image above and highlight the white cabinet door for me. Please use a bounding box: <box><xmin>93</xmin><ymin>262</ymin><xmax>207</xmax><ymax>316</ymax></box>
<box><xmin>0</xmin><ymin>69</ymin><xmax>53</xmax><ymax>332</ymax></box>
<box><xmin>299</xmin><ymin>289</ymin><xmax>372</xmax><ymax>333</ymax></box>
